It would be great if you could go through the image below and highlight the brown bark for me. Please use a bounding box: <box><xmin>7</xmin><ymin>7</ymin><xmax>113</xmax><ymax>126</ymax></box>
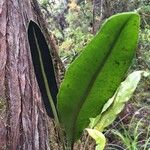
<box><xmin>0</xmin><ymin>0</ymin><xmax>61</xmax><ymax>149</ymax></box>
<box><xmin>31</xmin><ymin>0</ymin><xmax>65</xmax><ymax>86</ymax></box>
<box><xmin>0</xmin><ymin>1</ymin><xmax>7</xmax><ymax>149</ymax></box>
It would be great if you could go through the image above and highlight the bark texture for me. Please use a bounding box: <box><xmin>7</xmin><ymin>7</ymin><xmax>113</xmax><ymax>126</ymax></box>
<box><xmin>31</xmin><ymin>0</ymin><xmax>66</xmax><ymax>85</ymax></box>
<box><xmin>0</xmin><ymin>0</ymin><xmax>57</xmax><ymax>149</ymax></box>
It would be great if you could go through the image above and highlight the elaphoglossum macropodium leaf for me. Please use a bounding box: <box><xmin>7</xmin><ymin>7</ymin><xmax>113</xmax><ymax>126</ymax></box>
<box><xmin>57</xmin><ymin>12</ymin><xmax>140</xmax><ymax>145</ymax></box>
<box><xmin>28</xmin><ymin>21</ymin><xmax>58</xmax><ymax>118</ymax></box>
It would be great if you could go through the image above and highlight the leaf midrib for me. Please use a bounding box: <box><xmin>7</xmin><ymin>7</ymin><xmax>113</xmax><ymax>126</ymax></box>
<box><xmin>32</xmin><ymin>27</ymin><xmax>59</xmax><ymax>123</ymax></box>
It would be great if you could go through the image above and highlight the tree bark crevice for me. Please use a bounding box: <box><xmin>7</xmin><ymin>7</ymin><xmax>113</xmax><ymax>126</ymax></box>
<box><xmin>0</xmin><ymin>0</ymin><xmax>59</xmax><ymax>149</ymax></box>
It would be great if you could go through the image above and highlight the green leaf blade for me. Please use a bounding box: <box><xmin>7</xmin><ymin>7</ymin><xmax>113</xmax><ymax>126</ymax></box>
<box><xmin>57</xmin><ymin>12</ymin><xmax>140</xmax><ymax>144</ymax></box>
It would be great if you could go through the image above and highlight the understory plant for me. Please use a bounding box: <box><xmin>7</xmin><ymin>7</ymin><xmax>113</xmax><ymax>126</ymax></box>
<box><xmin>28</xmin><ymin>12</ymin><xmax>140</xmax><ymax>150</ymax></box>
<box><xmin>107</xmin><ymin>106</ymin><xmax>150</xmax><ymax>150</ymax></box>
<box><xmin>86</xmin><ymin>70</ymin><xmax>150</xmax><ymax>150</ymax></box>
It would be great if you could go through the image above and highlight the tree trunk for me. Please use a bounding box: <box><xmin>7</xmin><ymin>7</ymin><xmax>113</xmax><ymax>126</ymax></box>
<box><xmin>0</xmin><ymin>0</ymin><xmax>61</xmax><ymax>149</ymax></box>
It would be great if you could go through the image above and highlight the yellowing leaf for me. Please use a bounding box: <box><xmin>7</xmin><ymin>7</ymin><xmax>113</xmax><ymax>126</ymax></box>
<box><xmin>86</xmin><ymin>128</ymin><xmax>106</xmax><ymax>150</ymax></box>
<box><xmin>94</xmin><ymin>71</ymin><xmax>148</xmax><ymax>131</ymax></box>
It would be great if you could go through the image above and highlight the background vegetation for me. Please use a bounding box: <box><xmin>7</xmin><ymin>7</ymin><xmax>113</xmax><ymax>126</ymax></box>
<box><xmin>36</xmin><ymin>0</ymin><xmax>150</xmax><ymax>149</ymax></box>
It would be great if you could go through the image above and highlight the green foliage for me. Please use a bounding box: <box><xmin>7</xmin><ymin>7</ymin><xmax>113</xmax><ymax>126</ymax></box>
<box><xmin>139</xmin><ymin>24</ymin><xmax>150</xmax><ymax>68</ymax></box>
<box><xmin>57</xmin><ymin>12</ymin><xmax>140</xmax><ymax>145</ymax></box>
<box><xmin>38</xmin><ymin>2</ymin><xmax>94</xmax><ymax>66</ymax></box>
<box><xmin>87</xmin><ymin>71</ymin><xmax>149</xmax><ymax>150</ymax></box>
<box><xmin>86</xmin><ymin>129</ymin><xmax>106</xmax><ymax>150</ymax></box>
<box><xmin>39</xmin><ymin>0</ymin><xmax>49</xmax><ymax>6</ymax></box>
<box><xmin>93</xmin><ymin>71</ymin><xmax>148</xmax><ymax>131</ymax></box>
<box><xmin>110</xmin><ymin>107</ymin><xmax>150</xmax><ymax>150</ymax></box>
<box><xmin>140</xmin><ymin>25</ymin><xmax>150</xmax><ymax>44</ymax></box>
<box><xmin>59</xmin><ymin>3</ymin><xmax>94</xmax><ymax>66</ymax></box>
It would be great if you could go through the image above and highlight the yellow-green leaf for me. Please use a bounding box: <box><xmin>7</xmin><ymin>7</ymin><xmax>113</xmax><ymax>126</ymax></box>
<box><xmin>86</xmin><ymin>128</ymin><xmax>106</xmax><ymax>150</ymax></box>
<box><xmin>94</xmin><ymin>70</ymin><xmax>148</xmax><ymax>131</ymax></box>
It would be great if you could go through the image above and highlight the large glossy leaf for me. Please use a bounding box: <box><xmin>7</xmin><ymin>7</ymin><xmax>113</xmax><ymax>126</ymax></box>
<box><xmin>57</xmin><ymin>12</ymin><xmax>140</xmax><ymax>144</ymax></box>
<box><xmin>28</xmin><ymin>21</ymin><xmax>58</xmax><ymax>118</ymax></box>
